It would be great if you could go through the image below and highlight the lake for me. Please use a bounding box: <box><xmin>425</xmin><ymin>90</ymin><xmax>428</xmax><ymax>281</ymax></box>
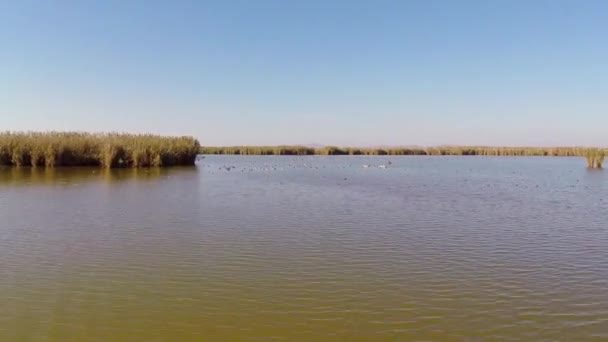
<box><xmin>1</xmin><ymin>156</ymin><xmax>607</xmax><ymax>341</ymax></box>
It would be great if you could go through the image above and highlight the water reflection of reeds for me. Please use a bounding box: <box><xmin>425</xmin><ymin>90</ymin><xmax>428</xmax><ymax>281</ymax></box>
<box><xmin>0</xmin><ymin>166</ymin><xmax>198</xmax><ymax>187</ymax></box>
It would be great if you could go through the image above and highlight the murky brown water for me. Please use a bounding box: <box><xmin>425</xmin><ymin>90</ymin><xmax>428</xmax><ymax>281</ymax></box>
<box><xmin>1</xmin><ymin>156</ymin><xmax>607</xmax><ymax>341</ymax></box>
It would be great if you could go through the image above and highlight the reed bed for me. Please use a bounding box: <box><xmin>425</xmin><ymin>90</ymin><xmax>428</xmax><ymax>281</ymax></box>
<box><xmin>0</xmin><ymin>132</ymin><xmax>200</xmax><ymax>168</ymax></box>
<box><xmin>200</xmin><ymin>146</ymin><xmax>316</xmax><ymax>155</ymax></box>
<box><xmin>202</xmin><ymin>146</ymin><xmax>589</xmax><ymax>157</ymax></box>
<box><xmin>202</xmin><ymin>145</ymin><xmax>608</xmax><ymax>169</ymax></box>
<box><xmin>583</xmin><ymin>148</ymin><xmax>605</xmax><ymax>169</ymax></box>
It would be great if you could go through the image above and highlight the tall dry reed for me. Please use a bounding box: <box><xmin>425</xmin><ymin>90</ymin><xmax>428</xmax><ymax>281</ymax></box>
<box><xmin>583</xmin><ymin>148</ymin><xmax>605</xmax><ymax>169</ymax></box>
<box><xmin>0</xmin><ymin>132</ymin><xmax>200</xmax><ymax>168</ymax></box>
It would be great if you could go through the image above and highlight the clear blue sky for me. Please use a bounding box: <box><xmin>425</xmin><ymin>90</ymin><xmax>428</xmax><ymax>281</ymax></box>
<box><xmin>1</xmin><ymin>1</ymin><xmax>606</xmax><ymax>146</ymax></box>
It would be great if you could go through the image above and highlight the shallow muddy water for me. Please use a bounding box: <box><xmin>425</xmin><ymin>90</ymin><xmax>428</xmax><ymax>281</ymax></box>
<box><xmin>1</xmin><ymin>156</ymin><xmax>607</xmax><ymax>341</ymax></box>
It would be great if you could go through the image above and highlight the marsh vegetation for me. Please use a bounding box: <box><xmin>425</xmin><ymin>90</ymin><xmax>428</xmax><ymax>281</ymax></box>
<box><xmin>2</xmin><ymin>133</ymin><xmax>604</xmax><ymax>169</ymax></box>
<box><xmin>202</xmin><ymin>145</ymin><xmax>608</xmax><ymax>169</ymax></box>
<box><xmin>199</xmin><ymin>146</ymin><xmax>316</xmax><ymax>155</ymax></box>
<box><xmin>0</xmin><ymin>132</ymin><xmax>200</xmax><ymax>168</ymax></box>
<box><xmin>202</xmin><ymin>146</ymin><xmax>591</xmax><ymax>157</ymax></box>
<box><xmin>583</xmin><ymin>148</ymin><xmax>605</xmax><ymax>169</ymax></box>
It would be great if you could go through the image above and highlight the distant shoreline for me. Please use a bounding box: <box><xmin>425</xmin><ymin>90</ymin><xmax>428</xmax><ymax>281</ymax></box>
<box><xmin>200</xmin><ymin>146</ymin><xmax>601</xmax><ymax>157</ymax></box>
<box><xmin>201</xmin><ymin>146</ymin><xmax>606</xmax><ymax>168</ymax></box>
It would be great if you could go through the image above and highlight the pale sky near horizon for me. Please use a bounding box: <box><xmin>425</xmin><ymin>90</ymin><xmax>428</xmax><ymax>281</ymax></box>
<box><xmin>1</xmin><ymin>1</ymin><xmax>607</xmax><ymax>147</ymax></box>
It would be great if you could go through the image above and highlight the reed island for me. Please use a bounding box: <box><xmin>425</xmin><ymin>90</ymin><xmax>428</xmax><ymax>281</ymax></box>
<box><xmin>0</xmin><ymin>132</ymin><xmax>200</xmax><ymax>168</ymax></box>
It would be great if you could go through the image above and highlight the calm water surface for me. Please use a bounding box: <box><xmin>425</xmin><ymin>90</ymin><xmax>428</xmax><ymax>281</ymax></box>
<box><xmin>1</xmin><ymin>156</ymin><xmax>607</xmax><ymax>341</ymax></box>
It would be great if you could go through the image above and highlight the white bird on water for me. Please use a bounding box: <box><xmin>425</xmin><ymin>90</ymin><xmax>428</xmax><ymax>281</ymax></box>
<box><xmin>378</xmin><ymin>164</ymin><xmax>387</xmax><ymax>169</ymax></box>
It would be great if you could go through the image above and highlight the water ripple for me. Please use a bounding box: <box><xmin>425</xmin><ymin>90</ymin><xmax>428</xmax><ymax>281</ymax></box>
<box><xmin>1</xmin><ymin>156</ymin><xmax>607</xmax><ymax>341</ymax></box>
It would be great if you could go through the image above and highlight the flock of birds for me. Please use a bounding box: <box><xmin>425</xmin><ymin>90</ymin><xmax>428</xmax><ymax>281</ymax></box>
<box><xmin>206</xmin><ymin>160</ymin><xmax>395</xmax><ymax>173</ymax></box>
<box><xmin>363</xmin><ymin>160</ymin><xmax>391</xmax><ymax>169</ymax></box>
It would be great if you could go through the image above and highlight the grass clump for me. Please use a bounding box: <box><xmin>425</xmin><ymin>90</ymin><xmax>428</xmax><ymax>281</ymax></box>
<box><xmin>582</xmin><ymin>148</ymin><xmax>605</xmax><ymax>169</ymax></box>
<box><xmin>317</xmin><ymin>146</ymin><xmax>349</xmax><ymax>155</ymax></box>
<box><xmin>0</xmin><ymin>132</ymin><xmax>200</xmax><ymax>168</ymax></box>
